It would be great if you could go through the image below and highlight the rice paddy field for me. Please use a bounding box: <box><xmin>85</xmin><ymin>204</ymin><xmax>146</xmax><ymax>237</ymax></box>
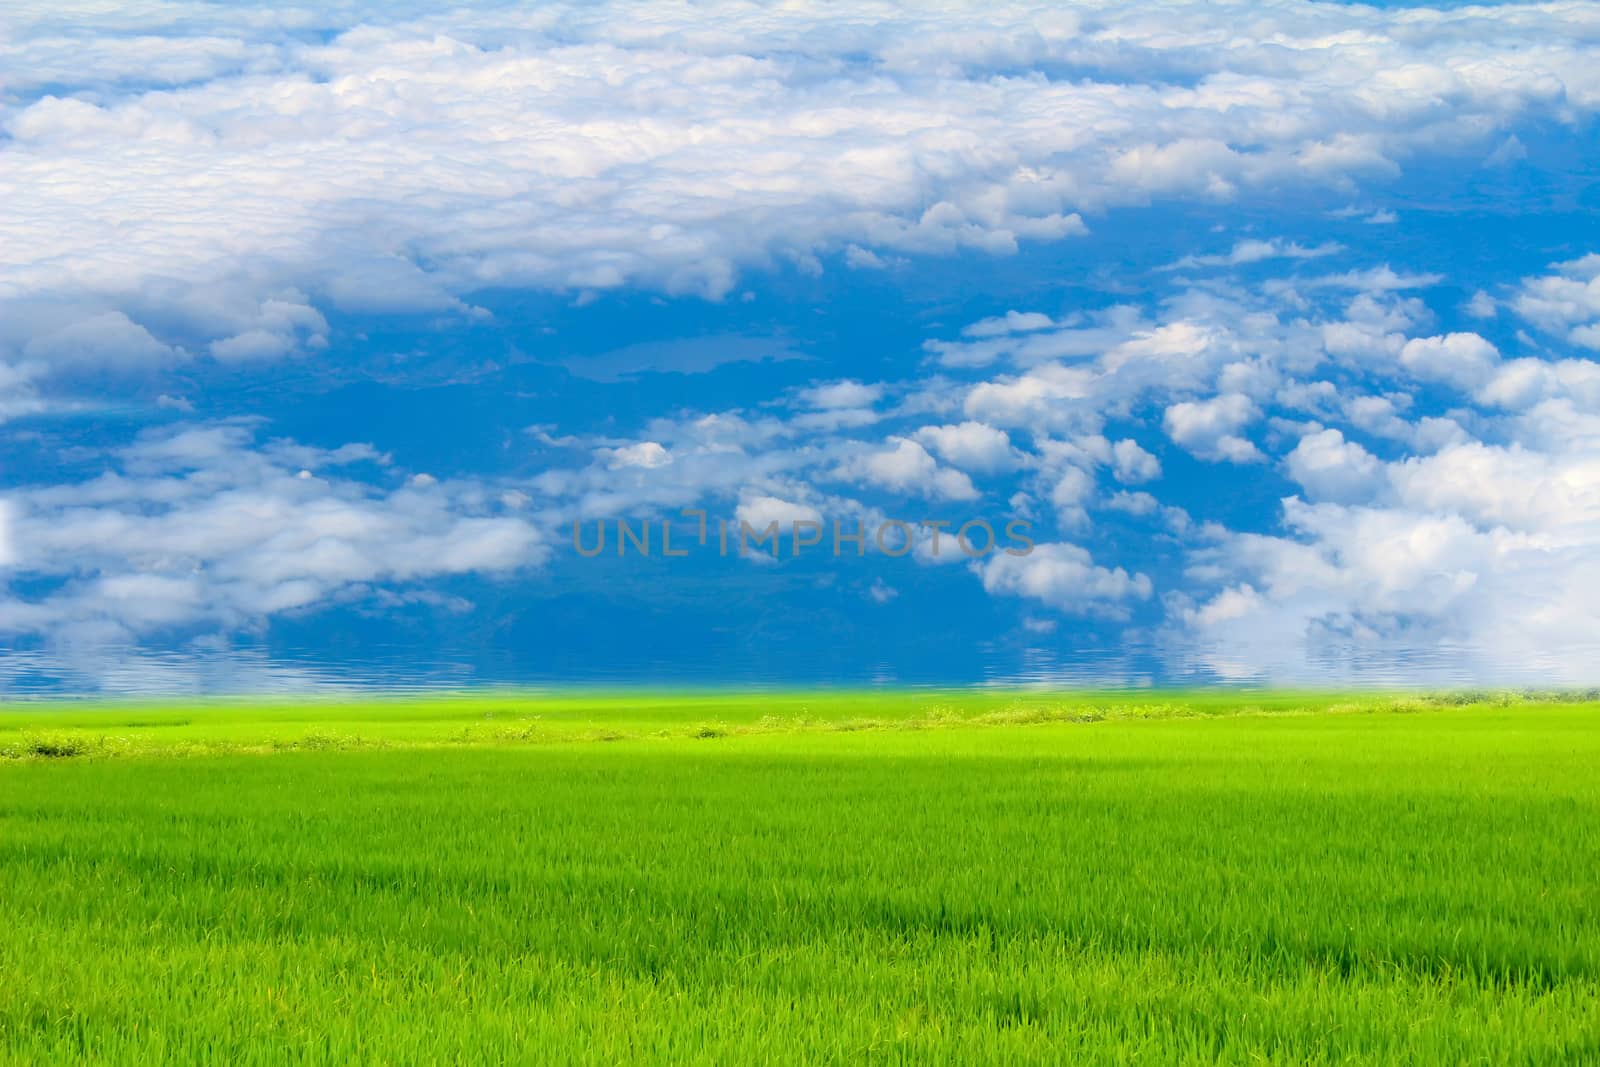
<box><xmin>1</xmin><ymin>690</ymin><xmax>1597</xmax><ymax>1064</ymax></box>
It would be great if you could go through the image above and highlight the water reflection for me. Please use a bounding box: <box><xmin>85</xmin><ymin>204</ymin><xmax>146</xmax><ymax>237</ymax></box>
<box><xmin>2</xmin><ymin>635</ymin><xmax>1596</xmax><ymax>698</ymax></box>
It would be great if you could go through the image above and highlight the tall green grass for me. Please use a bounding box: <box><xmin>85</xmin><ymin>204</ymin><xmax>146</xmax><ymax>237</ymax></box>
<box><xmin>1</xmin><ymin>694</ymin><xmax>1596</xmax><ymax>1063</ymax></box>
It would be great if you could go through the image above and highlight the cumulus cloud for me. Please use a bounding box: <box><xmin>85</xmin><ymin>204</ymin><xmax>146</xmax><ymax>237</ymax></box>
<box><xmin>1105</xmin><ymin>490</ymin><xmax>1160</xmax><ymax>516</ymax></box>
<box><xmin>1179</xmin><ymin>496</ymin><xmax>1600</xmax><ymax>684</ymax></box>
<box><xmin>1284</xmin><ymin>428</ymin><xmax>1382</xmax><ymax>503</ymax></box>
<box><xmin>1049</xmin><ymin>466</ymin><xmax>1096</xmax><ymax>529</ymax></box>
<box><xmin>843</xmin><ymin>437</ymin><xmax>978</xmax><ymax>501</ymax></box>
<box><xmin>1399</xmin><ymin>332</ymin><xmax>1500</xmax><ymax>391</ymax></box>
<box><xmin>1386</xmin><ymin>442</ymin><xmax>1600</xmax><ymax>534</ymax></box>
<box><xmin>796</xmin><ymin>380</ymin><xmax>883</xmax><ymax>411</ymax></box>
<box><xmin>6</xmin><ymin>238</ymin><xmax>1599</xmax><ymax>683</ymax></box>
<box><xmin>943</xmin><ymin>297</ymin><xmax>1293</xmax><ymax>439</ymax></box>
<box><xmin>504</xmin><ymin>242</ymin><xmax>1600</xmax><ymax>682</ymax></box>
<box><xmin>1177</xmin><ymin>412</ymin><xmax>1600</xmax><ymax>682</ymax></box>
<box><xmin>0</xmin><ymin>423</ymin><xmax>544</xmax><ymax>647</ymax></box>
<box><xmin>913</xmin><ymin>421</ymin><xmax>1017</xmax><ymax>474</ymax></box>
<box><xmin>1513</xmin><ymin>254</ymin><xmax>1600</xmax><ymax>347</ymax></box>
<box><xmin>735</xmin><ymin>494</ymin><xmax>823</xmax><ymax>533</ymax></box>
<box><xmin>1163</xmin><ymin>394</ymin><xmax>1264</xmax><ymax>463</ymax></box>
<box><xmin>601</xmin><ymin>441</ymin><xmax>673</xmax><ymax>470</ymax></box>
<box><xmin>1110</xmin><ymin>439</ymin><xmax>1161</xmax><ymax>484</ymax></box>
<box><xmin>979</xmin><ymin>542</ymin><xmax>1152</xmax><ymax>616</ymax></box>
<box><xmin>964</xmin><ymin>363</ymin><xmax>1099</xmax><ymax>430</ymax></box>
<box><xmin>816</xmin><ymin>243</ymin><xmax>1597</xmax><ymax>679</ymax></box>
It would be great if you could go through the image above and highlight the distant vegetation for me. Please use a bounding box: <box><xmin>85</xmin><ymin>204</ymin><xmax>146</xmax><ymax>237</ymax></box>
<box><xmin>2</xmin><ymin>688</ymin><xmax>1593</xmax><ymax>761</ymax></box>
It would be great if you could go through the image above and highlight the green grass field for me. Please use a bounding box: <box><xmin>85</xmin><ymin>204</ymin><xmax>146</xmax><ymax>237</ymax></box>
<box><xmin>1</xmin><ymin>691</ymin><xmax>1597</xmax><ymax>1064</ymax></box>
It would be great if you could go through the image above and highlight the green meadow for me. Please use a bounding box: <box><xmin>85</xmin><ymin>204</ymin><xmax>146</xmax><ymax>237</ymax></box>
<box><xmin>1</xmin><ymin>691</ymin><xmax>1596</xmax><ymax>1064</ymax></box>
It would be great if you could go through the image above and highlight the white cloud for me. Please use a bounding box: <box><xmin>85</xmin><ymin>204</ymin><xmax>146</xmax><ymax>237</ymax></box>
<box><xmin>5</xmin><ymin>0</ymin><xmax>1600</xmax><ymax>379</ymax></box>
<box><xmin>1163</xmin><ymin>394</ymin><xmax>1263</xmax><ymax>463</ymax></box>
<box><xmin>898</xmin><ymin>252</ymin><xmax>1600</xmax><ymax>681</ymax></box>
<box><xmin>491</xmin><ymin>245</ymin><xmax>1600</xmax><ymax>684</ymax></box>
<box><xmin>927</xmin><ymin>305</ymin><xmax>1149</xmax><ymax>370</ymax></box>
<box><xmin>1465</xmin><ymin>290</ymin><xmax>1498</xmax><ymax>319</ymax></box>
<box><xmin>845</xmin><ymin>437</ymin><xmax>978</xmax><ymax>501</ymax></box>
<box><xmin>155</xmin><ymin>393</ymin><xmax>195</xmax><ymax>412</ymax></box>
<box><xmin>1110</xmin><ymin>439</ymin><xmax>1161</xmax><ymax>484</ymax></box>
<box><xmin>964</xmin><ymin>363</ymin><xmax>1098</xmax><ymax>430</ymax></box>
<box><xmin>1179</xmin><ymin>495</ymin><xmax>1600</xmax><ymax>684</ymax></box>
<box><xmin>1105</xmin><ymin>490</ymin><xmax>1160</xmax><ymax>516</ymax></box>
<box><xmin>1341</xmin><ymin>394</ymin><xmax>1412</xmax><ymax>441</ymax></box>
<box><xmin>1179</xmin><ymin>415</ymin><xmax>1600</xmax><ymax>683</ymax></box>
<box><xmin>1165</xmin><ymin>238</ymin><xmax>1341</xmax><ymax>271</ymax></box>
<box><xmin>601</xmin><ymin>441</ymin><xmax>673</xmax><ymax>470</ymax></box>
<box><xmin>1273</xmin><ymin>266</ymin><xmax>1443</xmax><ymax>293</ymax></box>
<box><xmin>21</xmin><ymin>311</ymin><xmax>179</xmax><ymax>368</ymax></box>
<box><xmin>1048</xmin><ymin>465</ymin><xmax>1095</xmax><ymax>529</ymax></box>
<box><xmin>979</xmin><ymin>542</ymin><xmax>1151</xmax><ymax>616</ymax></box>
<box><xmin>1571</xmin><ymin>326</ymin><xmax>1600</xmax><ymax>352</ymax></box>
<box><xmin>961</xmin><ymin>311</ymin><xmax>1056</xmax><ymax>338</ymax></box>
<box><xmin>844</xmin><ymin>245</ymin><xmax>888</xmax><ymax>270</ymax></box>
<box><xmin>508</xmin><ymin>248</ymin><xmax>1600</xmax><ymax>683</ymax></box>
<box><xmin>913</xmin><ymin>421</ymin><xmax>1016</xmax><ymax>474</ymax></box>
<box><xmin>1108</xmin><ymin>138</ymin><xmax>1244</xmax><ymax>198</ymax></box>
<box><xmin>1102</xmin><ymin>322</ymin><xmax>1217</xmax><ymax>374</ymax></box>
<box><xmin>1386</xmin><ymin>442</ymin><xmax>1600</xmax><ymax>534</ymax></box>
<box><xmin>797</xmin><ymin>380</ymin><xmax>882</xmax><ymax>411</ymax></box>
<box><xmin>1398</xmin><ymin>332</ymin><xmax>1500</xmax><ymax>391</ymax></box>
<box><xmin>1512</xmin><ymin>254</ymin><xmax>1600</xmax><ymax>347</ymax></box>
<box><xmin>735</xmin><ymin>494</ymin><xmax>822</xmax><ymax>533</ymax></box>
<box><xmin>0</xmin><ymin>499</ymin><xmax>14</xmax><ymax>568</ymax></box>
<box><xmin>1284</xmin><ymin>428</ymin><xmax>1382</xmax><ymax>503</ymax></box>
<box><xmin>0</xmin><ymin>424</ymin><xmax>544</xmax><ymax>646</ymax></box>
<box><xmin>0</xmin><ymin>362</ymin><xmax>45</xmax><ymax>422</ymax></box>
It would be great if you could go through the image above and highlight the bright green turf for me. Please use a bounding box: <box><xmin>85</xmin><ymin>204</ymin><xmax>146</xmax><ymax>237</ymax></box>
<box><xmin>1</xmin><ymin>692</ymin><xmax>1596</xmax><ymax>1064</ymax></box>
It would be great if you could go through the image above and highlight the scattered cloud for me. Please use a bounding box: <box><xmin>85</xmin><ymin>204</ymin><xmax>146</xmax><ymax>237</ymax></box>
<box><xmin>797</xmin><ymin>380</ymin><xmax>883</xmax><ymax>411</ymax></box>
<box><xmin>1163</xmin><ymin>394</ymin><xmax>1264</xmax><ymax>463</ymax></box>
<box><xmin>601</xmin><ymin>441</ymin><xmax>673</xmax><ymax>470</ymax></box>
<box><xmin>8</xmin><ymin>1</ymin><xmax>1600</xmax><ymax>685</ymax></box>
<box><xmin>1164</xmin><ymin>238</ymin><xmax>1342</xmax><ymax>271</ymax></box>
<box><xmin>913</xmin><ymin>421</ymin><xmax>1017</xmax><ymax>474</ymax></box>
<box><xmin>979</xmin><ymin>543</ymin><xmax>1152</xmax><ymax>617</ymax></box>
<box><xmin>867</xmin><ymin>578</ymin><xmax>898</xmax><ymax>604</ymax></box>
<box><xmin>1110</xmin><ymin>439</ymin><xmax>1161</xmax><ymax>484</ymax></box>
<box><xmin>842</xmin><ymin>437</ymin><xmax>979</xmax><ymax>501</ymax></box>
<box><xmin>0</xmin><ymin>423</ymin><xmax>545</xmax><ymax>649</ymax></box>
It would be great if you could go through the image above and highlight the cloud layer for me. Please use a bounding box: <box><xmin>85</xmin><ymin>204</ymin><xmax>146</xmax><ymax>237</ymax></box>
<box><xmin>6</xmin><ymin>0</ymin><xmax>1600</xmax><ymax>378</ymax></box>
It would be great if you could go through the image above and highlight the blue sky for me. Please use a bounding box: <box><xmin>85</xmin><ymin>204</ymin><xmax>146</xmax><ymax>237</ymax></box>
<box><xmin>2</xmin><ymin>1</ymin><xmax>1600</xmax><ymax>692</ymax></box>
